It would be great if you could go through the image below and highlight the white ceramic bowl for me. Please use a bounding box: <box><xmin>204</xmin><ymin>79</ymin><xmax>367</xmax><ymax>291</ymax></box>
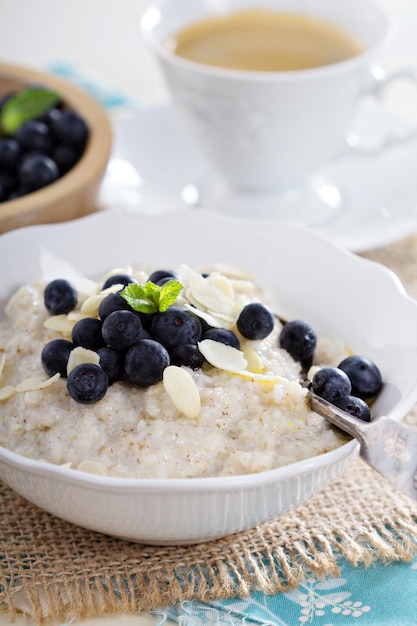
<box><xmin>1</xmin><ymin>210</ymin><xmax>417</xmax><ymax>545</ymax></box>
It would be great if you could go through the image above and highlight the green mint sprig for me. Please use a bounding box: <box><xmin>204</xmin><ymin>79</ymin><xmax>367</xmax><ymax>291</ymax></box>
<box><xmin>121</xmin><ymin>280</ymin><xmax>183</xmax><ymax>314</ymax></box>
<box><xmin>1</xmin><ymin>87</ymin><xmax>60</xmax><ymax>135</ymax></box>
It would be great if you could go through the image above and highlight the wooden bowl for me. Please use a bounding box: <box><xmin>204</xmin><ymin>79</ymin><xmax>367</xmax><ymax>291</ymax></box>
<box><xmin>0</xmin><ymin>62</ymin><xmax>112</xmax><ymax>234</ymax></box>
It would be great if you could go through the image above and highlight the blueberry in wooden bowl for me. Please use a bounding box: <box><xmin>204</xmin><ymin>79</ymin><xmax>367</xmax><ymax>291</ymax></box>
<box><xmin>0</xmin><ymin>62</ymin><xmax>112</xmax><ymax>234</ymax></box>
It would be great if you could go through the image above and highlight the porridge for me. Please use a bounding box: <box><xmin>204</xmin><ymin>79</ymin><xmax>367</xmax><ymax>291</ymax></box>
<box><xmin>0</xmin><ymin>261</ymin><xmax>367</xmax><ymax>479</ymax></box>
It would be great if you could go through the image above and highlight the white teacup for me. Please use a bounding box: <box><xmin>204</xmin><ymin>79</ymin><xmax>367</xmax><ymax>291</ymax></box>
<box><xmin>141</xmin><ymin>0</ymin><xmax>416</xmax><ymax>194</ymax></box>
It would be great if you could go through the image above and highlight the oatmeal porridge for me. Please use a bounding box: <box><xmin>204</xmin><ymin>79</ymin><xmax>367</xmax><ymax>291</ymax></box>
<box><xmin>0</xmin><ymin>262</ymin><xmax>353</xmax><ymax>479</ymax></box>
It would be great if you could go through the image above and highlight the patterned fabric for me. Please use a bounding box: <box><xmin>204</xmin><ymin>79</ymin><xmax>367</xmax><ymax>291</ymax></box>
<box><xmin>47</xmin><ymin>62</ymin><xmax>138</xmax><ymax>109</ymax></box>
<box><xmin>162</xmin><ymin>555</ymin><xmax>417</xmax><ymax>625</ymax></box>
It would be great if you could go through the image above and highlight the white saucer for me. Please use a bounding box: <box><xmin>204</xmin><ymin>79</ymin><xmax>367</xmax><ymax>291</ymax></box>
<box><xmin>101</xmin><ymin>103</ymin><xmax>417</xmax><ymax>252</ymax></box>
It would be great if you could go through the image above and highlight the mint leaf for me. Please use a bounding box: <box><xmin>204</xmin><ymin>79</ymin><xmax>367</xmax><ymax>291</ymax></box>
<box><xmin>143</xmin><ymin>281</ymin><xmax>161</xmax><ymax>306</ymax></box>
<box><xmin>1</xmin><ymin>87</ymin><xmax>60</xmax><ymax>135</ymax></box>
<box><xmin>159</xmin><ymin>280</ymin><xmax>184</xmax><ymax>312</ymax></box>
<box><xmin>121</xmin><ymin>284</ymin><xmax>158</xmax><ymax>314</ymax></box>
<box><xmin>121</xmin><ymin>280</ymin><xmax>183</xmax><ymax>314</ymax></box>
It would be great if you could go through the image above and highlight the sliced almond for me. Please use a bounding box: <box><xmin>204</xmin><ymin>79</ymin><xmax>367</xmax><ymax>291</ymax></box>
<box><xmin>205</xmin><ymin>310</ymin><xmax>236</xmax><ymax>325</ymax></box>
<box><xmin>80</xmin><ymin>293</ymin><xmax>107</xmax><ymax>317</ymax></box>
<box><xmin>230</xmin><ymin>279</ymin><xmax>256</xmax><ymax>294</ymax></box>
<box><xmin>67</xmin><ymin>311</ymin><xmax>88</xmax><ymax>323</ymax></box>
<box><xmin>183</xmin><ymin>303</ymin><xmax>230</xmax><ymax>330</ymax></box>
<box><xmin>163</xmin><ymin>365</ymin><xmax>201</xmax><ymax>419</ymax></box>
<box><xmin>198</xmin><ymin>339</ymin><xmax>247</xmax><ymax>373</ymax></box>
<box><xmin>44</xmin><ymin>315</ymin><xmax>75</xmax><ymax>335</ymax></box>
<box><xmin>207</xmin><ymin>274</ymin><xmax>234</xmax><ymax>300</ymax></box>
<box><xmin>76</xmin><ymin>278</ymin><xmax>100</xmax><ymax>298</ymax></box>
<box><xmin>67</xmin><ymin>347</ymin><xmax>100</xmax><ymax>375</ymax></box>
<box><xmin>80</xmin><ymin>283</ymin><xmax>123</xmax><ymax>316</ymax></box>
<box><xmin>213</xmin><ymin>262</ymin><xmax>255</xmax><ymax>281</ymax></box>
<box><xmin>231</xmin><ymin>371</ymin><xmax>281</xmax><ymax>384</ymax></box>
<box><xmin>77</xmin><ymin>460</ymin><xmax>107</xmax><ymax>475</ymax></box>
<box><xmin>0</xmin><ymin>353</ymin><xmax>5</xmax><ymax>380</ymax></box>
<box><xmin>188</xmin><ymin>273</ymin><xmax>235</xmax><ymax>315</ymax></box>
<box><xmin>0</xmin><ymin>385</ymin><xmax>15</xmax><ymax>401</ymax></box>
<box><xmin>241</xmin><ymin>345</ymin><xmax>265</xmax><ymax>373</ymax></box>
<box><xmin>15</xmin><ymin>373</ymin><xmax>60</xmax><ymax>393</ymax></box>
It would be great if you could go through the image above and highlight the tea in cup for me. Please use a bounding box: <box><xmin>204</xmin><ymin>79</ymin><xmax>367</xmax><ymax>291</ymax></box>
<box><xmin>141</xmin><ymin>0</ymin><xmax>416</xmax><ymax>194</ymax></box>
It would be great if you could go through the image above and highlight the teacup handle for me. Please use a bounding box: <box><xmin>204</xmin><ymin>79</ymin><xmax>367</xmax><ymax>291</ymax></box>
<box><xmin>343</xmin><ymin>66</ymin><xmax>417</xmax><ymax>157</ymax></box>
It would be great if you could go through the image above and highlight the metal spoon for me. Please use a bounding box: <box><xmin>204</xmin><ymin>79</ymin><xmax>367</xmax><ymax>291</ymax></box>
<box><xmin>308</xmin><ymin>391</ymin><xmax>417</xmax><ymax>502</ymax></box>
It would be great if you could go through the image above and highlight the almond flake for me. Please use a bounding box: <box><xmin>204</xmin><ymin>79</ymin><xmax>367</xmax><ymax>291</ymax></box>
<box><xmin>80</xmin><ymin>293</ymin><xmax>108</xmax><ymax>317</ymax></box>
<box><xmin>188</xmin><ymin>273</ymin><xmax>235</xmax><ymax>315</ymax></box>
<box><xmin>15</xmin><ymin>373</ymin><xmax>60</xmax><ymax>393</ymax></box>
<box><xmin>230</xmin><ymin>279</ymin><xmax>256</xmax><ymax>294</ymax></box>
<box><xmin>44</xmin><ymin>315</ymin><xmax>75</xmax><ymax>335</ymax></box>
<box><xmin>213</xmin><ymin>262</ymin><xmax>255</xmax><ymax>281</ymax></box>
<box><xmin>163</xmin><ymin>365</ymin><xmax>201</xmax><ymax>419</ymax></box>
<box><xmin>205</xmin><ymin>310</ymin><xmax>236</xmax><ymax>325</ymax></box>
<box><xmin>183</xmin><ymin>303</ymin><xmax>231</xmax><ymax>330</ymax></box>
<box><xmin>0</xmin><ymin>385</ymin><xmax>15</xmax><ymax>401</ymax></box>
<box><xmin>231</xmin><ymin>371</ymin><xmax>281</xmax><ymax>384</ymax></box>
<box><xmin>77</xmin><ymin>278</ymin><xmax>100</xmax><ymax>297</ymax></box>
<box><xmin>67</xmin><ymin>311</ymin><xmax>87</xmax><ymax>322</ymax></box>
<box><xmin>198</xmin><ymin>339</ymin><xmax>247</xmax><ymax>372</ymax></box>
<box><xmin>67</xmin><ymin>347</ymin><xmax>100</xmax><ymax>375</ymax></box>
<box><xmin>241</xmin><ymin>345</ymin><xmax>265</xmax><ymax>373</ymax></box>
<box><xmin>77</xmin><ymin>460</ymin><xmax>107</xmax><ymax>475</ymax></box>
<box><xmin>207</xmin><ymin>274</ymin><xmax>234</xmax><ymax>299</ymax></box>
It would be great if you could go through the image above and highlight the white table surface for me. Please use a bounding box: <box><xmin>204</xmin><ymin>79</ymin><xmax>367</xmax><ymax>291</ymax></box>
<box><xmin>1</xmin><ymin>1</ymin><xmax>417</xmax><ymax>624</ymax></box>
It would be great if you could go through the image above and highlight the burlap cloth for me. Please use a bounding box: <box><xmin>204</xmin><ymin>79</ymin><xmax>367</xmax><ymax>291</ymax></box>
<box><xmin>2</xmin><ymin>234</ymin><xmax>417</xmax><ymax>625</ymax></box>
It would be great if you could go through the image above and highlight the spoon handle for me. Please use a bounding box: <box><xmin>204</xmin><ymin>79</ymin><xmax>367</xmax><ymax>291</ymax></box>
<box><xmin>309</xmin><ymin>392</ymin><xmax>417</xmax><ymax>502</ymax></box>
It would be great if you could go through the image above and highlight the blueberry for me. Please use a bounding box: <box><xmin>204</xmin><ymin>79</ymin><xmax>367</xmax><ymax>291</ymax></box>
<box><xmin>72</xmin><ymin>317</ymin><xmax>105</xmax><ymax>350</ymax></box>
<box><xmin>170</xmin><ymin>343</ymin><xmax>205</xmax><ymax>369</ymax></box>
<box><xmin>125</xmin><ymin>339</ymin><xmax>170</xmax><ymax>387</ymax></box>
<box><xmin>51</xmin><ymin>110</ymin><xmax>89</xmax><ymax>148</ymax></box>
<box><xmin>148</xmin><ymin>269</ymin><xmax>178</xmax><ymax>285</ymax></box>
<box><xmin>52</xmin><ymin>143</ymin><xmax>82</xmax><ymax>175</ymax></box>
<box><xmin>44</xmin><ymin>279</ymin><xmax>77</xmax><ymax>315</ymax></box>
<box><xmin>7</xmin><ymin>185</ymin><xmax>30</xmax><ymax>201</ymax></box>
<box><xmin>96</xmin><ymin>346</ymin><xmax>125</xmax><ymax>384</ymax></box>
<box><xmin>38</xmin><ymin>105</ymin><xmax>62</xmax><ymax>125</ymax></box>
<box><xmin>311</xmin><ymin>367</ymin><xmax>351</xmax><ymax>403</ymax></box>
<box><xmin>41</xmin><ymin>338</ymin><xmax>73</xmax><ymax>377</ymax></box>
<box><xmin>0</xmin><ymin>172</ymin><xmax>17</xmax><ymax>201</ymax></box>
<box><xmin>101</xmin><ymin>273</ymin><xmax>138</xmax><ymax>290</ymax></box>
<box><xmin>0</xmin><ymin>138</ymin><xmax>21</xmax><ymax>171</ymax></box>
<box><xmin>136</xmin><ymin>311</ymin><xmax>156</xmax><ymax>332</ymax></box>
<box><xmin>67</xmin><ymin>363</ymin><xmax>108</xmax><ymax>404</ymax></box>
<box><xmin>335</xmin><ymin>395</ymin><xmax>371</xmax><ymax>422</ymax></box>
<box><xmin>98</xmin><ymin>292</ymin><xmax>133</xmax><ymax>320</ymax></box>
<box><xmin>236</xmin><ymin>302</ymin><xmax>274</xmax><ymax>340</ymax></box>
<box><xmin>338</xmin><ymin>355</ymin><xmax>382</xmax><ymax>399</ymax></box>
<box><xmin>151</xmin><ymin>307</ymin><xmax>202</xmax><ymax>350</ymax></box>
<box><xmin>279</xmin><ymin>320</ymin><xmax>317</xmax><ymax>362</ymax></box>
<box><xmin>101</xmin><ymin>310</ymin><xmax>143</xmax><ymax>350</ymax></box>
<box><xmin>18</xmin><ymin>153</ymin><xmax>59</xmax><ymax>191</ymax></box>
<box><xmin>201</xmin><ymin>328</ymin><xmax>240</xmax><ymax>349</ymax></box>
<box><xmin>14</xmin><ymin>120</ymin><xmax>54</xmax><ymax>154</ymax></box>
